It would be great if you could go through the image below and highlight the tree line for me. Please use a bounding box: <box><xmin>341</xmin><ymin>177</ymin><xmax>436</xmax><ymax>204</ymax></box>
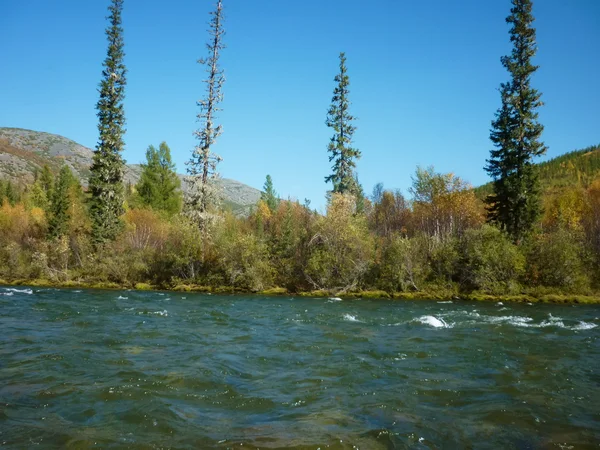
<box><xmin>1</xmin><ymin>0</ymin><xmax>599</xmax><ymax>299</ymax></box>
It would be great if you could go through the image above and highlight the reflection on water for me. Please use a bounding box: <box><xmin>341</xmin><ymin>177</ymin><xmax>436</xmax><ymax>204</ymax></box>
<box><xmin>0</xmin><ymin>286</ymin><xmax>598</xmax><ymax>448</ymax></box>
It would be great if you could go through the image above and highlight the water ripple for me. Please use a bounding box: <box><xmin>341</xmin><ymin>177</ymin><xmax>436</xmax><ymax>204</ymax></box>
<box><xmin>0</xmin><ymin>287</ymin><xmax>598</xmax><ymax>448</ymax></box>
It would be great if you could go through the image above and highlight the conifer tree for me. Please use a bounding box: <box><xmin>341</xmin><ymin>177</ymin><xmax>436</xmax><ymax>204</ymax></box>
<box><xmin>39</xmin><ymin>165</ymin><xmax>54</xmax><ymax>196</ymax></box>
<box><xmin>261</xmin><ymin>175</ymin><xmax>279</xmax><ymax>212</ymax></box>
<box><xmin>325</xmin><ymin>52</ymin><xmax>361</xmax><ymax>196</ymax></box>
<box><xmin>485</xmin><ymin>0</ymin><xmax>546</xmax><ymax>243</ymax></box>
<box><xmin>89</xmin><ymin>0</ymin><xmax>127</xmax><ymax>243</ymax></box>
<box><xmin>3</xmin><ymin>180</ymin><xmax>19</xmax><ymax>206</ymax></box>
<box><xmin>136</xmin><ymin>142</ymin><xmax>182</xmax><ymax>216</ymax></box>
<box><xmin>185</xmin><ymin>0</ymin><xmax>225</xmax><ymax>227</ymax></box>
<box><xmin>48</xmin><ymin>166</ymin><xmax>74</xmax><ymax>239</ymax></box>
<box><xmin>28</xmin><ymin>180</ymin><xmax>49</xmax><ymax>211</ymax></box>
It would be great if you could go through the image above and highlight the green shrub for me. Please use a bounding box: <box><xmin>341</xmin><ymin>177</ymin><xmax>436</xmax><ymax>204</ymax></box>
<box><xmin>524</xmin><ymin>230</ymin><xmax>590</xmax><ymax>292</ymax></box>
<box><xmin>458</xmin><ymin>225</ymin><xmax>524</xmax><ymax>294</ymax></box>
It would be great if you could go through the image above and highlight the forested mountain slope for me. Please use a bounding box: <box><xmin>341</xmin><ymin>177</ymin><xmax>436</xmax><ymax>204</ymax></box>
<box><xmin>476</xmin><ymin>144</ymin><xmax>600</xmax><ymax>198</ymax></box>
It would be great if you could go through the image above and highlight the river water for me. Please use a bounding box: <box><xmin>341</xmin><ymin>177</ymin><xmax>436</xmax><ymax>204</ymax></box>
<box><xmin>0</xmin><ymin>287</ymin><xmax>599</xmax><ymax>449</ymax></box>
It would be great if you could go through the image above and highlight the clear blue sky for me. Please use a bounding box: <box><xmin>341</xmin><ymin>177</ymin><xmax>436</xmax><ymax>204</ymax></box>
<box><xmin>1</xmin><ymin>0</ymin><xmax>599</xmax><ymax>211</ymax></box>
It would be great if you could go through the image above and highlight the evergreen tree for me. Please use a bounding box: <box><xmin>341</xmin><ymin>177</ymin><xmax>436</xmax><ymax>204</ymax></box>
<box><xmin>485</xmin><ymin>0</ymin><xmax>546</xmax><ymax>243</ymax></box>
<box><xmin>89</xmin><ymin>0</ymin><xmax>127</xmax><ymax>243</ymax></box>
<box><xmin>325</xmin><ymin>52</ymin><xmax>361</xmax><ymax>196</ymax></box>
<box><xmin>353</xmin><ymin>173</ymin><xmax>366</xmax><ymax>214</ymax></box>
<box><xmin>48</xmin><ymin>166</ymin><xmax>74</xmax><ymax>239</ymax></box>
<box><xmin>261</xmin><ymin>175</ymin><xmax>279</xmax><ymax>212</ymax></box>
<box><xmin>185</xmin><ymin>0</ymin><xmax>225</xmax><ymax>227</ymax></box>
<box><xmin>28</xmin><ymin>180</ymin><xmax>49</xmax><ymax>211</ymax></box>
<box><xmin>136</xmin><ymin>142</ymin><xmax>182</xmax><ymax>216</ymax></box>
<box><xmin>39</xmin><ymin>165</ymin><xmax>54</xmax><ymax>195</ymax></box>
<box><xmin>3</xmin><ymin>180</ymin><xmax>19</xmax><ymax>206</ymax></box>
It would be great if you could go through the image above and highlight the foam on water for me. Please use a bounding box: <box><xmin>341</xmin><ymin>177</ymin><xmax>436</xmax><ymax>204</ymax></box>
<box><xmin>343</xmin><ymin>314</ymin><xmax>360</xmax><ymax>322</ymax></box>
<box><xmin>329</xmin><ymin>297</ymin><xmax>342</xmax><ymax>302</ymax></box>
<box><xmin>417</xmin><ymin>315</ymin><xmax>453</xmax><ymax>328</ymax></box>
<box><xmin>572</xmin><ymin>321</ymin><xmax>597</xmax><ymax>330</ymax></box>
<box><xmin>137</xmin><ymin>309</ymin><xmax>169</xmax><ymax>317</ymax></box>
<box><xmin>1</xmin><ymin>291</ymin><xmax>14</xmax><ymax>296</ymax></box>
<box><xmin>487</xmin><ymin>315</ymin><xmax>534</xmax><ymax>326</ymax></box>
<box><xmin>5</xmin><ymin>288</ymin><xmax>33</xmax><ymax>295</ymax></box>
<box><xmin>459</xmin><ymin>313</ymin><xmax>598</xmax><ymax>331</ymax></box>
<box><xmin>437</xmin><ymin>301</ymin><xmax>453</xmax><ymax>304</ymax></box>
<box><xmin>117</xmin><ymin>296</ymin><xmax>128</xmax><ymax>300</ymax></box>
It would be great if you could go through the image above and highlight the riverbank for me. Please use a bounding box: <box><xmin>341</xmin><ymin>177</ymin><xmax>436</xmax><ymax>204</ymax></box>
<box><xmin>2</xmin><ymin>278</ymin><xmax>600</xmax><ymax>305</ymax></box>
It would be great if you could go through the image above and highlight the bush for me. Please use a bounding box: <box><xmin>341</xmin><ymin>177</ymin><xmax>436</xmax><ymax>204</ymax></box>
<box><xmin>305</xmin><ymin>194</ymin><xmax>373</xmax><ymax>291</ymax></box>
<box><xmin>525</xmin><ymin>230</ymin><xmax>590</xmax><ymax>292</ymax></box>
<box><xmin>458</xmin><ymin>225</ymin><xmax>524</xmax><ymax>294</ymax></box>
<box><xmin>376</xmin><ymin>234</ymin><xmax>430</xmax><ymax>292</ymax></box>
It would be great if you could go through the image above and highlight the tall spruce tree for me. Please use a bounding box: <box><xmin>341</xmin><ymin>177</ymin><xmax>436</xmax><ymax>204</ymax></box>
<box><xmin>48</xmin><ymin>166</ymin><xmax>74</xmax><ymax>239</ymax></box>
<box><xmin>185</xmin><ymin>0</ymin><xmax>225</xmax><ymax>227</ymax></box>
<box><xmin>89</xmin><ymin>0</ymin><xmax>127</xmax><ymax>243</ymax></box>
<box><xmin>136</xmin><ymin>142</ymin><xmax>182</xmax><ymax>216</ymax></box>
<box><xmin>485</xmin><ymin>0</ymin><xmax>546</xmax><ymax>243</ymax></box>
<box><xmin>325</xmin><ymin>52</ymin><xmax>361</xmax><ymax>197</ymax></box>
<box><xmin>261</xmin><ymin>175</ymin><xmax>279</xmax><ymax>212</ymax></box>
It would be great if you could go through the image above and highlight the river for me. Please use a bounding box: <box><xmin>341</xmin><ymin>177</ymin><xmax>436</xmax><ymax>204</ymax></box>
<box><xmin>0</xmin><ymin>286</ymin><xmax>599</xmax><ymax>448</ymax></box>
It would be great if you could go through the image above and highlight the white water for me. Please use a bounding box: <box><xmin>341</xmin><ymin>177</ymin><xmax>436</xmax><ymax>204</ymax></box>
<box><xmin>4</xmin><ymin>288</ymin><xmax>33</xmax><ymax>295</ymax></box>
<box><xmin>343</xmin><ymin>314</ymin><xmax>360</xmax><ymax>322</ymax></box>
<box><xmin>417</xmin><ymin>315</ymin><xmax>452</xmax><ymax>328</ymax></box>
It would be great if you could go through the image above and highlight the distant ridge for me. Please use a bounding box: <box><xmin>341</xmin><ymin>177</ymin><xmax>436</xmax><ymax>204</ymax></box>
<box><xmin>0</xmin><ymin>127</ymin><xmax>261</xmax><ymax>214</ymax></box>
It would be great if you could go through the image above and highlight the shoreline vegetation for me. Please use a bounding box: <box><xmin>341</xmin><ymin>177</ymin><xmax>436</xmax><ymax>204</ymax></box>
<box><xmin>3</xmin><ymin>279</ymin><xmax>600</xmax><ymax>305</ymax></box>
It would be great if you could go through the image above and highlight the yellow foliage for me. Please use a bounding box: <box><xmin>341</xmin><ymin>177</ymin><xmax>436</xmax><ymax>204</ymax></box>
<box><xmin>543</xmin><ymin>187</ymin><xmax>586</xmax><ymax>232</ymax></box>
<box><xmin>256</xmin><ymin>200</ymin><xmax>272</xmax><ymax>221</ymax></box>
<box><xmin>0</xmin><ymin>202</ymin><xmax>47</xmax><ymax>243</ymax></box>
<box><xmin>123</xmin><ymin>208</ymin><xmax>170</xmax><ymax>251</ymax></box>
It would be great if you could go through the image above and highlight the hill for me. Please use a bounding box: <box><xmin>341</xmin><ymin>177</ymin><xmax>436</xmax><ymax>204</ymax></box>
<box><xmin>0</xmin><ymin>127</ymin><xmax>261</xmax><ymax>214</ymax></box>
<box><xmin>475</xmin><ymin>143</ymin><xmax>600</xmax><ymax>199</ymax></box>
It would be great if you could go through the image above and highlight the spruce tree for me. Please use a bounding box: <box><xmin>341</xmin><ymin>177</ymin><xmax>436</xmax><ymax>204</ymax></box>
<box><xmin>89</xmin><ymin>0</ymin><xmax>127</xmax><ymax>243</ymax></box>
<box><xmin>485</xmin><ymin>0</ymin><xmax>546</xmax><ymax>243</ymax></box>
<box><xmin>48</xmin><ymin>166</ymin><xmax>74</xmax><ymax>239</ymax></box>
<box><xmin>185</xmin><ymin>0</ymin><xmax>225</xmax><ymax>228</ymax></box>
<box><xmin>325</xmin><ymin>52</ymin><xmax>361</xmax><ymax>196</ymax></box>
<box><xmin>136</xmin><ymin>142</ymin><xmax>182</xmax><ymax>216</ymax></box>
<box><xmin>3</xmin><ymin>181</ymin><xmax>19</xmax><ymax>206</ymax></box>
<box><xmin>261</xmin><ymin>174</ymin><xmax>279</xmax><ymax>212</ymax></box>
<box><xmin>39</xmin><ymin>165</ymin><xmax>54</xmax><ymax>195</ymax></box>
<box><xmin>28</xmin><ymin>180</ymin><xmax>49</xmax><ymax>211</ymax></box>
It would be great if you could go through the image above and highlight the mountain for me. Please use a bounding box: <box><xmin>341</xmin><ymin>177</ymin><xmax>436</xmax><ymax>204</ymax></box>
<box><xmin>0</xmin><ymin>127</ymin><xmax>261</xmax><ymax>214</ymax></box>
<box><xmin>475</xmin><ymin>143</ymin><xmax>600</xmax><ymax>199</ymax></box>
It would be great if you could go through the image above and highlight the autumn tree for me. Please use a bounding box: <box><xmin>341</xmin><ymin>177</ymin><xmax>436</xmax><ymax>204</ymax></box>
<box><xmin>410</xmin><ymin>167</ymin><xmax>482</xmax><ymax>240</ymax></box>
<box><xmin>136</xmin><ymin>142</ymin><xmax>182</xmax><ymax>216</ymax></box>
<box><xmin>485</xmin><ymin>0</ymin><xmax>546</xmax><ymax>242</ymax></box>
<box><xmin>185</xmin><ymin>0</ymin><xmax>225</xmax><ymax>228</ymax></box>
<box><xmin>369</xmin><ymin>185</ymin><xmax>410</xmax><ymax>239</ymax></box>
<box><xmin>88</xmin><ymin>0</ymin><xmax>127</xmax><ymax>244</ymax></box>
<box><xmin>325</xmin><ymin>52</ymin><xmax>361</xmax><ymax>198</ymax></box>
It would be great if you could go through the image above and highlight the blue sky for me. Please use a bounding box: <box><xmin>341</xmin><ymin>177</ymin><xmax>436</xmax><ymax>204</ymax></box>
<box><xmin>1</xmin><ymin>0</ymin><xmax>599</xmax><ymax>211</ymax></box>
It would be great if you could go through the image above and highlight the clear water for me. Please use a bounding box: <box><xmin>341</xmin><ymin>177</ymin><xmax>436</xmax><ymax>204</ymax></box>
<box><xmin>0</xmin><ymin>287</ymin><xmax>599</xmax><ymax>449</ymax></box>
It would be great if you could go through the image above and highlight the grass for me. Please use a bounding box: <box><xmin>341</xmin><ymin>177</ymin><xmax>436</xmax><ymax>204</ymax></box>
<box><xmin>2</xmin><ymin>278</ymin><xmax>600</xmax><ymax>304</ymax></box>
